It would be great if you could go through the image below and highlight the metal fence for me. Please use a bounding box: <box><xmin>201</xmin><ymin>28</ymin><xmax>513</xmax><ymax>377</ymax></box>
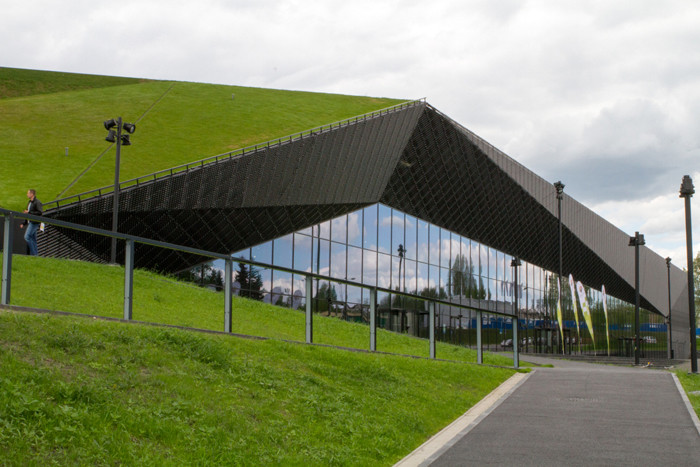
<box><xmin>0</xmin><ymin>207</ymin><xmax>520</xmax><ymax>368</ymax></box>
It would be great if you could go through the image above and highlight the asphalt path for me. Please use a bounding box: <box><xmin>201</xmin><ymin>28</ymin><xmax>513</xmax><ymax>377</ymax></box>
<box><xmin>428</xmin><ymin>357</ymin><xmax>699</xmax><ymax>466</ymax></box>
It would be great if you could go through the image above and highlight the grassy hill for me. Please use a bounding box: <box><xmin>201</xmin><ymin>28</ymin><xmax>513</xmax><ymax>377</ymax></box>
<box><xmin>0</xmin><ymin>311</ymin><xmax>515</xmax><ymax>465</ymax></box>
<box><xmin>0</xmin><ymin>254</ymin><xmax>520</xmax><ymax>464</ymax></box>
<box><xmin>0</xmin><ymin>67</ymin><xmax>404</xmax><ymax>210</ymax></box>
<box><xmin>4</xmin><ymin>254</ymin><xmax>518</xmax><ymax>366</ymax></box>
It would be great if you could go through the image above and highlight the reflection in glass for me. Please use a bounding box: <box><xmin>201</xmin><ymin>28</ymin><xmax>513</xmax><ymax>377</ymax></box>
<box><xmin>405</xmin><ymin>214</ymin><xmax>417</xmax><ymax>261</ymax></box>
<box><xmin>392</xmin><ymin>210</ymin><xmax>404</xmax><ymax>259</ymax></box>
<box><xmin>252</xmin><ymin>241</ymin><xmax>272</xmax><ymax>264</ymax></box>
<box><xmin>274</xmin><ymin>234</ymin><xmax>293</xmax><ymax>269</ymax></box>
<box><xmin>363</xmin><ymin>205</ymin><xmax>377</xmax><ymax>250</ymax></box>
<box><xmin>331</xmin><ymin>242</ymin><xmax>346</xmax><ymax>279</ymax></box>
<box><xmin>417</xmin><ymin>219</ymin><xmax>429</xmax><ymax>263</ymax></box>
<box><xmin>363</xmin><ymin>249</ymin><xmax>376</xmax><ymax>286</ymax></box>
<box><xmin>430</xmin><ymin>224</ymin><xmax>440</xmax><ymax>266</ymax></box>
<box><xmin>331</xmin><ymin>214</ymin><xmax>347</xmax><ymax>244</ymax></box>
<box><xmin>347</xmin><ymin>210</ymin><xmax>362</xmax><ymax>247</ymax></box>
<box><xmin>378</xmin><ymin>253</ymin><xmax>391</xmax><ymax>289</ymax></box>
<box><xmin>293</xmin><ymin>234</ymin><xmax>312</xmax><ymax>273</ymax></box>
<box><xmin>347</xmin><ymin>246</ymin><xmax>362</xmax><ymax>282</ymax></box>
<box><xmin>378</xmin><ymin>205</ymin><xmax>392</xmax><ymax>254</ymax></box>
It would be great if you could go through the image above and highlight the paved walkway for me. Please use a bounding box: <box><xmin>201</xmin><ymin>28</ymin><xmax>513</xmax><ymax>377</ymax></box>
<box><xmin>413</xmin><ymin>357</ymin><xmax>700</xmax><ymax>466</ymax></box>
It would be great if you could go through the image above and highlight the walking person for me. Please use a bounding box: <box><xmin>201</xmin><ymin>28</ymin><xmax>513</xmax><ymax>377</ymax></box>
<box><xmin>20</xmin><ymin>189</ymin><xmax>42</xmax><ymax>256</ymax></box>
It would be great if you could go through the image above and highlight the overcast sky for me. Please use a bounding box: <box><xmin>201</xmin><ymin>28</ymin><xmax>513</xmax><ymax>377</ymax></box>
<box><xmin>3</xmin><ymin>0</ymin><xmax>699</xmax><ymax>266</ymax></box>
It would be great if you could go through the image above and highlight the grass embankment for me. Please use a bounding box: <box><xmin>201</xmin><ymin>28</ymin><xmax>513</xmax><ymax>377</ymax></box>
<box><xmin>5</xmin><ymin>254</ymin><xmax>519</xmax><ymax>367</ymax></box>
<box><xmin>0</xmin><ymin>311</ymin><xmax>515</xmax><ymax>465</ymax></box>
<box><xmin>674</xmin><ymin>371</ymin><xmax>700</xmax><ymax>419</ymax></box>
<box><xmin>0</xmin><ymin>67</ymin><xmax>403</xmax><ymax>209</ymax></box>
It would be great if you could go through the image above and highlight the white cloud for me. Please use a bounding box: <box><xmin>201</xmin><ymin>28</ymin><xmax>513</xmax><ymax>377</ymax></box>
<box><xmin>3</xmin><ymin>0</ymin><xmax>700</xmax><ymax>259</ymax></box>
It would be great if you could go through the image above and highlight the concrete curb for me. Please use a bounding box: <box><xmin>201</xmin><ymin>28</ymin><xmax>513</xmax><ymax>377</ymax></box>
<box><xmin>394</xmin><ymin>371</ymin><xmax>531</xmax><ymax>467</ymax></box>
<box><xmin>671</xmin><ymin>372</ymin><xmax>700</xmax><ymax>437</ymax></box>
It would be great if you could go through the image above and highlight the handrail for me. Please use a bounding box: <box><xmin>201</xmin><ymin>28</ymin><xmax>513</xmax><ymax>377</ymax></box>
<box><xmin>0</xmin><ymin>206</ymin><xmax>513</xmax><ymax>318</ymax></box>
<box><xmin>44</xmin><ymin>98</ymin><xmax>427</xmax><ymax>211</ymax></box>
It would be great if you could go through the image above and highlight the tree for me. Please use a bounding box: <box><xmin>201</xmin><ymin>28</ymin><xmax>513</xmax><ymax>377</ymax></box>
<box><xmin>237</xmin><ymin>263</ymin><xmax>264</xmax><ymax>300</ymax></box>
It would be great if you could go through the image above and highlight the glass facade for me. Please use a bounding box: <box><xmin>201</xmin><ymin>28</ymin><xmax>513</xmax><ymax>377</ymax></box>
<box><xmin>209</xmin><ymin>203</ymin><xmax>668</xmax><ymax>358</ymax></box>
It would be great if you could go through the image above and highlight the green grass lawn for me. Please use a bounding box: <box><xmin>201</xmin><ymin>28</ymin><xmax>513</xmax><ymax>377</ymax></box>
<box><xmin>674</xmin><ymin>370</ymin><xmax>700</xmax><ymax>419</ymax></box>
<box><xmin>0</xmin><ymin>67</ymin><xmax>404</xmax><ymax>210</ymax></box>
<box><xmin>0</xmin><ymin>310</ymin><xmax>516</xmax><ymax>465</ymax></box>
<box><xmin>4</xmin><ymin>254</ymin><xmax>521</xmax><ymax>367</ymax></box>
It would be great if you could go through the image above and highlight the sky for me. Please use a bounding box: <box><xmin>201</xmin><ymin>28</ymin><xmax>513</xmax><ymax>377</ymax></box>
<box><xmin>3</xmin><ymin>0</ymin><xmax>700</xmax><ymax>267</ymax></box>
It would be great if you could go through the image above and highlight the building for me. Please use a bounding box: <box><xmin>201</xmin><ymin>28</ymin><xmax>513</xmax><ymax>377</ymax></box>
<box><xmin>40</xmin><ymin>100</ymin><xmax>692</xmax><ymax>358</ymax></box>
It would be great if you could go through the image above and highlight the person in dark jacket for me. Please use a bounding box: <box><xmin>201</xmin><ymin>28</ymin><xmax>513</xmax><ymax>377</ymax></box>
<box><xmin>20</xmin><ymin>189</ymin><xmax>42</xmax><ymax>256</ymax></box>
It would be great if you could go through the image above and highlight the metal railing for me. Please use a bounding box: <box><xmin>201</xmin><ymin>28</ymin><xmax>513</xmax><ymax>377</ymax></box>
<box><xmin>0</xmin><ymin>206</ymin><xmax>519</xmax><ymax>368</ymax></box>
<box><xmin>44</xmin><ymin>99</ymin><xmax>427</xmax><ymax>211</ymax></box>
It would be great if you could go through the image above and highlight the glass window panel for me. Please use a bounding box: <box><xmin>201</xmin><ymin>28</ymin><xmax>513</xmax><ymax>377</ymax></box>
<box><xmin>392</xmin><ymin>210</ymin><xmax>405</xmax><ymax>259</ymax></box>
<box><xmin>347</xmin><ymin>210</ymin><xmax>362</xmax><ymax>247</ymax></box>
<box><xmin>439</xmin><ymin>228</ymin><xmax>450</xmax><ymax>268</ymax></box>
<box><xmin>404</xmin><ymin>260</ymin><xmax>417</xmax><ymax>294</ymax></box>
<box><xmin>489</xmin><ymin>278</ymin><xmax>498</xmax><ymax>302</ymax></box>
<box><xmin>272</xmin><ymin>270</ymin><xmax>293</xmax><ymax>299</ymax></box>
<box><xmin>429</xmin><ymin>265</ymin><xmax>440</xmax><ymax>293</ymax></box>
<box><xmin>479</xmin><ymin>243</ymin><xmax>488</xmax><ymax>277</ymax></box>
<box><xmin>405</xmin><ymin>214</ymin><xmax>417</xmax><ymax>261</ymax></box>
<box><xmin>392</xmin><ymin>255</ymin><xmax>402</xmax><ymax>291</ymax></box>
<box><xmin>505</xmin><ymin>255</ymin><xmax>513</xmax><ymax>282</ymax></box>
<box><xmin>378</xmin><ymin>204</ymin><xmax>392</xmax><ymax>254</ymax></box>
<box><xmin>319</xmin><ymin>220</ymin><xmax>331</xmax><ymax>240</ymax></box>
<box><xmin>257</xmin><ymin>268</ymin><xmax>272</xmax><ymax>303</ymax></box>
<box><xmin>430</xmin><ymin>224</ymin><xmax>441</xmax><ymax>266</ymax></box>
<box><xmin>292</xmin><ymin>274</ymin><xmax>306</xmax><ymax>309</ymax></box>
<box><xmin>232</xmin><ymin>247</ymin><xmax>250</xmax><ymax>261</ymax></box>
<box><xmin>363</xmin><ymin>249</ymin><xmax>377</xmax><ymax>286</ymax></box>
<box><xmin>470</xmin><ymin>240</ymin><xmax>479</xmax><ymax>278</ymax></box>
<box><xmin>489</xmin><ymin>247</ymin><xmax>499</xmax><ymax>280</ymax></box>
<box><xmin>417</xmin><ymin>219</ymin><xmax>429</xmax><ymax>263</ymax></box>
<box><xmin>273</xmin><ymin>233</ymin><xmax>293</xmax><ymax>269</ymax></box>
<box><xmin>378</xmin><ymin>253</ymin><xmax>391</xmax><ymax>289</ymax></box>
<box><xmin>496</xmin><ymin>250</ymin><xmax>505</xmax><ymax>281</ymax></box>
<box><xmin>417</xmin><ymin>262</ymin><xmax>429</xmax><ymax>296</ymax></box>
<box><xmin>451</xmin><ymin>233</ymin><xmax>461</xmax><ymax>267</ymax></box>
<box><xmin>347</xmin><ymin>246</ymin><xmax>362</xmax><ymax>282</ymax></box>
<box><xmin>331</xmin><ymin>214</ymin><xmax>347</xmax><ymax>244</ymax></box>
<box><xmin>298</xmin><ymin>225</ymin><xmax>312</xmax><ymax>236</ymax></box>
<box><xmin>331</xmin><ymin>242</ymin><xmax>346</xmax><ymax>280</ymax></box>
<box><xmin>251</xmin><ymin>241</ymin><xmax>272</xmax><ymax>264</ymax></box>
<box><xmin>363</xmin><ymin>204</ymin><xmax>378</xmax><ymax>250</ymax></box>
<box><xmin>440</xmin><ymin>267</ymin><xmax>450</xmax><ymax>298</ymax></box>
<box><xmin>293</xmin><ymin>233</ymin><xmax>312</xmax><ymax>273</ymax></box>
<box><xmin>347</xmin><ymin>285</ymin><xmax>362</xmax><ymax>304</ymax></box>
<box><xmin>315</xmin><ymin>239</ymin><xmax>330</xmax><ymax>276</ymax></box>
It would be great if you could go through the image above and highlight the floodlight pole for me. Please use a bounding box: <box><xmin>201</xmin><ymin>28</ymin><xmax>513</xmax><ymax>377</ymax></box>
<box><xmin>554</xmin><ymin>181</ymin><xmax>565</xmax><ymax>352</ymax></box>
<box><xmin>680</xmin><ymin>175</ymin><xmax>697</xmax><ymax>373</ymax></box>
<box><xmin>628</xmin><ymin>231</ymin><xmax>644</xmax><ymax>366</ymax></box>
<box><xmin>666</xmin><ymin>257</ymin><xmax>673</xmax><ymax>360</ymax></box>
<box><xmin>110</xmin><ymin>117</ymin><xmax>123</xmax><ymax>264</ymax></box>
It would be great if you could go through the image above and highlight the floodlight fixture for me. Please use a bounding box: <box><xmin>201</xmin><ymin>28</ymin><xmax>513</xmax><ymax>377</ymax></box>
<box><xmin>105</xmin><ymin>130</ymin><xmax>117</xmax><ymax>143</ymax></box>
<box><xmin>122</xmin><ymin>122</ymin><xmax>136</xmax><ymax>134</ymax></box>
<box><xmin>554</xmin><ymin>180</ymin><xmax>565</xmax><ymax>199</ymax></box>
<box><xmin>120</xmin><ymin>134</ymin><xmax>131</xmax><ymax>146</ymax></box>
<box><xmin>104</xmin><ymin>119</ymin><xmax>118</xmax><ymax>131</ymax></box>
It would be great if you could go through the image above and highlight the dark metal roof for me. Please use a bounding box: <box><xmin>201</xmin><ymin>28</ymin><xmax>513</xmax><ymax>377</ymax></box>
<box><xmin>40</xmin><ymin>101</ymin><xmax>690</xmax><ymax>335</ymax></box>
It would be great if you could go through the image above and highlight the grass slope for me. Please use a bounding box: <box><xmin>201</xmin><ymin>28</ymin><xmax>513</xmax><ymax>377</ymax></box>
<box><xmin>0</xmin><ymin>67</ymin><xmax>403</xmax><ymax>210</ymax></box>
<box><xmin>0</xmin><ymin>311</ymin><xmax>515</xmax><ymax>465</ymax></box>
<box><xmin>5</xmin><ymin>254</ymin><xmax>519</xmax><ymax>367</ymax></box>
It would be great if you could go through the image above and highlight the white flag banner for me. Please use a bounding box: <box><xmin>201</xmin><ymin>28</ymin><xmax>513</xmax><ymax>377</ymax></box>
<box><xmin>576</xmin><ymin>280</ymin><xmax>595</xmax><ymax>349</ymax></box>
<box><xmin>602</xmin><ymin>285</ymin><xmax>610</xmax><ymax>356</ymax></box>
<box><xmin>568</xmin><ymin>274</ymin><xmax>581</xmax><ymax>353</ymax></box>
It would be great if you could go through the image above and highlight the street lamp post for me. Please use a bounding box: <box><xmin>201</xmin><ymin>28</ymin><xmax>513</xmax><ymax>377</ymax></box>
<box><xmin>104</xmin><ymin>117</ymin><xmax>135</xmax><ymax>264</ymax></box>
<box><xmin>511</xmin><ymin>257</ymin><xmax>521</xmax><ymax>369</ymax></box>
<box><xmin>628</xmin><ymin>231</ymin><xmax>645</xmax><ymax>366</ymax></box>
<box><xmin>679</xmin><ymin>175</ymin><xmax>697</xmax><ymax>373</ymax></box>
<box><xmin>666</xmin><ymin>257</ymin><xmax>673</xmax><ymax>360</ymax></box>
<box><xmin>554</xmin><ymin>181</ymin><xmax>565</xmax><ymax>352</ymax></box>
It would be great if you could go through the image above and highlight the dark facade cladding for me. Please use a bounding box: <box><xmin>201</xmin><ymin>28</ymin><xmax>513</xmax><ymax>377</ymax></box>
<box><xmin>40</xmin><ymin>101</ymin><xmax>691</xmax><ymax>352</ymax></box>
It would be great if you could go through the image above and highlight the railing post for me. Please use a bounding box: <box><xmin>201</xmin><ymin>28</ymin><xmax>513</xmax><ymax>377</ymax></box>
<box><xmin>476</xmin><ymin>310</ymin><xmax>483</xmax><ymax>364</ymax></box>
<box><xmin>2</xmin><ymin>214</ymin><xmax>13</xmax><ymax>305</ymax></box>
<box><xmin>429</xmin><ymin>301</ymin><xmax>436</xmax><ymax>359</ymax></box>
<box><xmin>513</xmin><ymin>316</ymin><xmax>519</xmax><ymax>369</ymax></box>
<box><xmin>305</xmin><ymin>275</ymin><xmax>313</xmax><ymax>344</ymax></box>
<box><xmin>370</xmin><ymin>287</ymin><xmax>377</xmax><ymax>351</ymax></box>
<box><xmin>224</xmin><ymin>259</ymin><xmax>232</xmax><ymax>333</ymax></box>
<box><xmin>123</xmin><ymin>239</ymin><xmax>134</xmax><ymax>320</ymax></box>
